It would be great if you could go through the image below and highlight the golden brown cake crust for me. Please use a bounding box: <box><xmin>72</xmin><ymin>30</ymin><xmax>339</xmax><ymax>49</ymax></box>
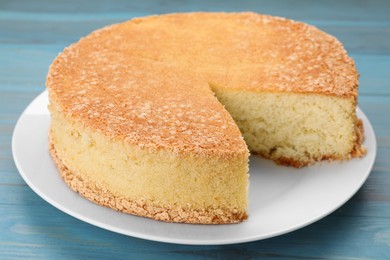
<box><xmin>49</xmin><ymin>139</ymin><xmax>248</xmax><ymax>224</ymax></box>
<box><xmin>46</xmin><ymin>12</ymin><xmax>359</xmax><ymax>159</ymax></box>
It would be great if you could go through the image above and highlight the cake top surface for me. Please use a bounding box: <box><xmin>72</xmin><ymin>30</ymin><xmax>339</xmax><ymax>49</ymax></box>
<box><xmin>47</xmin><ymin>12</ymin><xmax>358</xmax><ymax>158</ymax></box>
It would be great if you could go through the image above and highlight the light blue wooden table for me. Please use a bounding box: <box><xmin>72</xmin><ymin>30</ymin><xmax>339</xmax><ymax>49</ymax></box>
<box><xmin>1</xmin><ymin>0</ymin><xmax>390</xmax><ymax>258</ymax></box>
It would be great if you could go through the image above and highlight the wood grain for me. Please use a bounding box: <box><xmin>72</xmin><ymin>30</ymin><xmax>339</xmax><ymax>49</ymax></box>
<box><xmin>1</xmin><ymin>0</ymin><xmax>389</xmax><ymax>258</ymax></box>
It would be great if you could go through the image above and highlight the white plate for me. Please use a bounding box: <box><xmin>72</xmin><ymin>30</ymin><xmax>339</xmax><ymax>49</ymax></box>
<box><xmin>12</xmin><ymin>91</ymin><xmax>376</xmax><ymax>245</ymax></box>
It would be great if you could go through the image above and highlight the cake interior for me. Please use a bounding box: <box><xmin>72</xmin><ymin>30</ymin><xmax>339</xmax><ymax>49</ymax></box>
<box><xmin>211</xmin><ymin>87</ymin><xmax>361</xmax><ymax>167</ymax></box>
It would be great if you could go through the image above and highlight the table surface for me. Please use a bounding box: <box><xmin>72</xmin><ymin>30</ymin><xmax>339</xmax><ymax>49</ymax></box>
<box><xmin>1</xmin><ymin>0</ymin><xmax>390</xmax><ymax>259</ymax></box>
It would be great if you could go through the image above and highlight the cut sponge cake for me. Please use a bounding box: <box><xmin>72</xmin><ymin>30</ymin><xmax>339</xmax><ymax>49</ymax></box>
<box><xmin>212</xmin><ymin>88</ymin><xmax>364</xmax><ymax>167</ymax></box>
<box><xmin>46</xmin><ymin>12</ymin><xmax>365</xmax><ymax>224</ymax></box>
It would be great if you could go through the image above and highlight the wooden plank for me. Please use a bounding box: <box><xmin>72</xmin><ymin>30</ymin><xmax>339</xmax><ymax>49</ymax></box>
<box><xmin>1</xmin><ymin>13</ymin><xmax>389</xmax><ymax>54</ymax></box>
<box><xmin>1</xmin><ymin>0</ymin><xmax>390</xmax><ymax>22</ymax></box>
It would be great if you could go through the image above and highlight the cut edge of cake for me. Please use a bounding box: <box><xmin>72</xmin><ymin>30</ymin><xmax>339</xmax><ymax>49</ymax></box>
<box><xmin>211</xmin><ymin>86</ymin><xmax>366</xmax><ymax>167</ymax></box>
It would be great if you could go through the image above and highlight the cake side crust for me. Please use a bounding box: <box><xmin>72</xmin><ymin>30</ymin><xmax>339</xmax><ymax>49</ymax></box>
<box><xmin>49</xmin><ymin>140</ymin><xmax>248</xmax><ymax>224</ymax></box>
